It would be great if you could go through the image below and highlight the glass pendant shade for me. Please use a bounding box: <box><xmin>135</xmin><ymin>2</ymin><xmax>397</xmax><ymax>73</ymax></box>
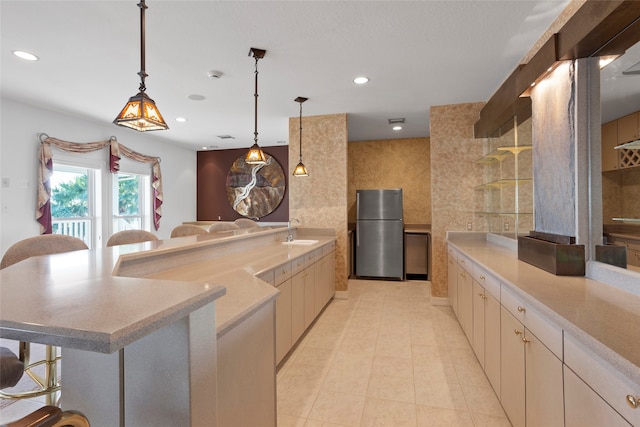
<box><xmin>293</xmin><ymin>161</ymin><xmax>309</xmax><ymax>177</ymax></box>
<box><xmin>114</xmin><ymin>91</ymin><xmax>168</xmax><ymax>131</ymax></box>
<box><xmin>245</xmin><ymin>143</ymin><xmax>267</xmax><ymax>164</ymax></box>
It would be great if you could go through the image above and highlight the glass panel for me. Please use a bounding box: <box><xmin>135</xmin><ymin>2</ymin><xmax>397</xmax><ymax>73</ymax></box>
<box><xmin>50</xmin><ymin>165</ymin><xmax>93</xmax><ymax>248</ymax></box>
<box><xmin>112</xmin><ymin>172</ymin><xmax>150</xmax><ymax>233</ymax></box>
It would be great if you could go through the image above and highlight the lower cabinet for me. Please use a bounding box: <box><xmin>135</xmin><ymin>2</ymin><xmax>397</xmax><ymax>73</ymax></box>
<box><xmin>271</xmin><ymin>242</ymin><xmax>336</xmax><ymax>365</ymax></box>
<box><xmin>500</xmin><ymin>306</ymin><xmax>564</xmax><ymax>427</ymax></box>
<box><xmin>457</xmin><ymin>262</ymin><xmax>473</xmax><ymax>342</ymax></box>
<box><xmin>447</xmin><ymin>250</ymin><xmax>458</xmax><ymax>314</ymax></box>
<box><xmin>564</xmin><ymin>366</ymin><xmax>631</xmax><ymax>427</ymax></box>
<box><xmin>275</xmin><ymin>278</ymin><xmax>292</xmax><ymax>364</ymax></box>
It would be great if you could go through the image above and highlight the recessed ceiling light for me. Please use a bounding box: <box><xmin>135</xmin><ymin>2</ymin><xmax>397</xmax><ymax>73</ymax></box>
<box><xmin>353</xmin><ymin>76</ymin><xmax>369</xmax><ymax>85</ymax></box>
<box><xmin>393</xmin><ymin>126</ymin><xmax>402</xmax><ymax>131</ymax></box>
<box><xmin>188</xmin><ymin>94</ymin><xmax>206</xmax><ymax>101</ymax></box>
<box><xmin>176</xmin><ymin>117</ymin><xmax>187</xmax><ymax>123</ymax></box>
<box><xmin>12</xmin><ymin>50</ymin><xmax>39</xmax><ymax>61</ymax></box>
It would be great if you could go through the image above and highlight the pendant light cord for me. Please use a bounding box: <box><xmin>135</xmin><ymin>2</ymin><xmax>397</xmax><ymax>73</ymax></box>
<box><xmin>299</xmin><ymin>102</ymin><xmax>303</xmax><ymax>161</ymax></box>
<box><xmin>138</xmin><ymin>0</ymin><xmax>148</xmax><ymax>93</ymax></box>
<box><xmin>254</xmin><ymin>56</ymin><xmax>259</xmax><ymax>146</ymax></box>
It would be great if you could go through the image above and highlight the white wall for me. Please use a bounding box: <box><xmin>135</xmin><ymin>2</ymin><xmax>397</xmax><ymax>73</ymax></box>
<box><xmin>0</xmin><ymin>98</ymin><xmax>197</xmax><ymax>257</ymax></box>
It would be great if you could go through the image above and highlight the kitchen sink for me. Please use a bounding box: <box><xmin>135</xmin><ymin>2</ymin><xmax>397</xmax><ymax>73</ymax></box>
<box><xmin>282</xmin><ymin>239</ymin><xmax>319</xmax><ymax>245</ymax></box>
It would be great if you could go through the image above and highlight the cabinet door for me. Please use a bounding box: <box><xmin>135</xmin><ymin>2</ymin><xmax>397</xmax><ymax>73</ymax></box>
<box><xmin>304</xmin><ymin>268</ymin><xmax>315</xmax><ymax>329</ymax></box>
<box><xmin>457</xmin><ymin>264</ymin><xmax>473</xmax><ymax>342</ymax></box>
<box><xmin>315</xmin><ymin>255</ymin><xmax>333</xmax><ymax>316</ymax></box>
<box><xmin>291</xmin><ymin>272</ymin><xmax>305</xmax><ymax>344</ymax></box>
<box><xmin>275</xmin><ymin>279</ymin><xmax>292</xmax><ymax>364</ymax></box>
<box><xmin>564</xmin><ymin>366</ymin><xmax>631</xmax><ymax>427</ymax></box>
<box><xmin>602</xmin><ymin>120</ymin><xmax>619</xmax><ymax>172</ymax></box>
<box><xmin>485</xmin><ymin>292</ymin><xmax>501</xmax><ymax>398</ymax></box>
<box><xmin>525</xmin><ymin>330</ymin><xmax>564</xmax><ymax>427</ymax></box>
<box><xmin>617</xmin><ymin>112</ymin><xmax>640</xmax><ymax>144</ymax></box>
<box><xmin>501</xmin><ymin>306</ymin><xmax>525</xmax><ymax>427</ymax></box>
<box><xmin>448</xmin><ymin>254</ymin><xmax>458</xmax><ymax>314</ymax></box>
<box><xmin>472</xmin><ymin>280</ymin><xmax>485</xmax><ymax>368</ymax></box>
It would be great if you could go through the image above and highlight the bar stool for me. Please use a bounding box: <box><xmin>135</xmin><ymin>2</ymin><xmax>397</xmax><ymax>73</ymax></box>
<box><xmin>105</xmin><ymin>229</ymin><xmax>158</xmax><ymax>247</ymax></box>
<box><xmin>170</xmin><ymin>224</ymin><xmax>209</xmax><ymax>238</ymax></box>
<box><xmin>0</xmin><ymin>234</ymin><xmax>88</xmax><ymax>405</ymax></box>
<box><xmin>233</xmin><ymin>218</ymin><xmax>260</xmax><ymax>229</ymax></box>
<box><xmin>1</xmin><ymin>346</ymin><xmax>90</xmax><ymax>427</ymax></box>
<box><xmin>208</xmin><ymin>222</ymin><xmax>240</xmax><ymax>233</ymax></box>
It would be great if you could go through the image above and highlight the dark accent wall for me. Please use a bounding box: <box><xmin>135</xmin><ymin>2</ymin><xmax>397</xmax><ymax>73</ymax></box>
<box><xmin>196</xmin><ymin>146</ymin><xmax>289</xmax><ymax>222</ymax></box>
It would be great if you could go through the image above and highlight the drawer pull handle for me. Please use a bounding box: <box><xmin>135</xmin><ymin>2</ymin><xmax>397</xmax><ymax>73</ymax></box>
<box><xmin>478</xmin><ymin>293</ymin><xmax>487</xmax><ymax>300</ymax></box>
<box><xmin>521</xmin><ymin>337</ymin><xmax>530</xmax><ymax>344</ymax></box>
<box><xmin>627</xmin><ymin>395</ymin><xmax>639</xmax><ymax>409</ymax></box>
<box><xmin>514</xmin><ymin>329</ymin><xmax>522</xmax><ymax>336</ymax></box>
<box><xmin>460</xmin><ymin>272</ymin><xmax>466</xmax><ymax>278</ymax></box>
<box><xmin>517</xmin><ymin>306</ymin><xmax>526</xmax><ymax>313</ymax></box>
<box><xmin>479</xmin><ymin>275</ymin><xmax>485</xmax><ymax>280</ymax></box>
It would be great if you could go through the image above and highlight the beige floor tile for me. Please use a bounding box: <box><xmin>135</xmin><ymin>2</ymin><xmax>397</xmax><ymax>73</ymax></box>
<box><xmin>276</xmin><ymin>280</ymin><xmax>508</xmax><ymax>427</ymax></box>
<box><xmin>278</xmin><ymin>413</ymin><xmax>308</xmax><ymax>426</ymax></box>
<box><xmin>366</xmin><ymin>372</ymin><xmax>415</xmax><ymax>403</ymax></box>
<box><xmin>470</xmin><ymin>412</ymin><xmax>513</xmax><ymax>427</ymax></box>
<box><xmin>307</xmin><ymin>389</ymin><xmax>366</xmax><ymax>426</ymax></box>
<box><xmin>415</xmin><ymin>404</ymin><xmax>474</xmax><ymax>427</ymax></box>
<box><xmin>414</xmin><ymin>380</ymin><xmax>468</xmax><ymax>411</ymax></box>
<box><xmin>371</xmin><ymin>355</ymin><xmax>414</xmax><ymax>378</ymax></box>
<box><xmin>460</xmin><ymin>384</ymin><xmax>505</xmax><ymax>417</ymax></box>
<box><xmin>361</xmin><ymin>397</ymin><xmax>418</xmax><ymax>427</ymax></box>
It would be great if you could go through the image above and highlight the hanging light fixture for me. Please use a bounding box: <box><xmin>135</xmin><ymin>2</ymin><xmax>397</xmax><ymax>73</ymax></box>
<box><xmin>114</xmin><ymin>0</ymin><xmax>168</xmax><ymax>132</ymax></box>
<box><xmin>293</xmin><ymin>97</ymin><xmax>309</xmax><ymax>177</ymax></box>
<box><xmin>245</xmin><ymin>48</ymin><xmax>267</xmax><ymax>165</ymax></box>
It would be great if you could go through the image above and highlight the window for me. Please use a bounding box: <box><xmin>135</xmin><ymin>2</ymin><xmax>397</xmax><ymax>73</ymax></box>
<box><xmin>49</xmin><ymin>154</ymin><xmax>151</xmax><ymax>247</ymax></box>
<box><xmin>50</xmin><ymin>164</ymin><xmax>100</xmax><ymax>248</ymax></box>
<box><xmin>112</xmin><ymin>172</ymin><xmax>151</xmax><ymax>233</ymax></box>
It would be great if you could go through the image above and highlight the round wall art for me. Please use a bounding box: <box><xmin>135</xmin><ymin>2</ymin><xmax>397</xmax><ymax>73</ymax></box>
<box><xmin>226</xmin><ymin>153</ymin><xmax>286</xmax><ymax>219</ymax></box>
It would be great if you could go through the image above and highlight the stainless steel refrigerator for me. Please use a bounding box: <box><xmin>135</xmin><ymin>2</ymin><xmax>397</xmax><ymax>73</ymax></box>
<box><xmin>355</xmin><ymin>189</ymin><xmax>404</xmax><ymax>280</ymax></box>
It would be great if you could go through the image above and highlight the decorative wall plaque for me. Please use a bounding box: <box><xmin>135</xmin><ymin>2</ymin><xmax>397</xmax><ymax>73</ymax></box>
<box><xmin>226</xmin><ymin>153</ymin><xmax>286</xmax><ymax>219</ymax></box>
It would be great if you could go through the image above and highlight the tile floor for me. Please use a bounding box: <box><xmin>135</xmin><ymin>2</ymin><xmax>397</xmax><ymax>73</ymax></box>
<box><xmin>0</xmin><ymin>279</ymin><xmax>511</xmax><ymax>426</ymax></box>
<box><xmin>276</xmin><ymin>279</ymin><xmax>511</xmax><ymax>426</ymax></box>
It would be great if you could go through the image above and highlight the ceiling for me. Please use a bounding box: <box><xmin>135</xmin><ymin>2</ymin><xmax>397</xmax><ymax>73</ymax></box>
<box><xmin>2</xmin><ymin>1</ymin><xmax>636</xmax><ymax>152</ymax></box>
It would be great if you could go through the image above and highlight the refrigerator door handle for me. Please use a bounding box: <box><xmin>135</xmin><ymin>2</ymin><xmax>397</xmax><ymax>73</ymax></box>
<box><xmin>356</xmin><ymin>192</ymin><xmax>360</xmax><ymax>247</ymax></box>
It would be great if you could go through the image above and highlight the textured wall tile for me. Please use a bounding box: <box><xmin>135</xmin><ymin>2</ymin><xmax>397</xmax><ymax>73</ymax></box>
<box><xmin>430</xmin><ymin>103</ymin><xmax>485</xmax><ymax>298</ymax></box>
<box><xmin>289</xmin><ymin>113</ymin><xmax>349</xmax><ymax>291</ymax></box>
<box><xmin>347</xmin><ymin>138</ymin><xmax>431</xmax><ymax>225</ymax></box>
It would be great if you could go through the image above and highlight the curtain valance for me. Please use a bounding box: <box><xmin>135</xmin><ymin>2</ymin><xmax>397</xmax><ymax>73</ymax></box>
<box><xmin>37</xmin><ymin>134</ymin><xmax>163</xmax><ymax>234</ymax></box>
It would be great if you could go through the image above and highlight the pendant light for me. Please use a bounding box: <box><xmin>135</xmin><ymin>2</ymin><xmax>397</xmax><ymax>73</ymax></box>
<box><xmin>114</xmin><ymin>0</ymin><xmax>168</xmax><ymax>132</ymax></box>
<box><xmin>293</xmin><ymin>97</ymin><xmax>309</xmax><ymax>177</ymax></box>
<box><xmin>245</xmin><ymin>48</ymin><xmax>267</xmax><ymax>165</ymax></box>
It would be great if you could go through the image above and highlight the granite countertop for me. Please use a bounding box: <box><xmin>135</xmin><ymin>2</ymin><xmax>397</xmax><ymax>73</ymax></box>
<box><xmin>447</xmin><ymin>233</ymin><xmax>640</xmax><ymax>386</ymax></box>
<box><xmin>0</xmin><ymin>247</ymin><xmax>226</xmax><ymax>353</ymax></box>
<box><xmin>0</xmin><ymin>226</ymin><xmax>335</xmax><ymax>352</ymax></box>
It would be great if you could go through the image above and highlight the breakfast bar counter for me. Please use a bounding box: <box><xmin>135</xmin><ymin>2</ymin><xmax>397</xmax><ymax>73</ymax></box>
<box><xmin>0</xmin><ymin>226</ymin><xmax>337</xmax><ymax>427</ymax></box>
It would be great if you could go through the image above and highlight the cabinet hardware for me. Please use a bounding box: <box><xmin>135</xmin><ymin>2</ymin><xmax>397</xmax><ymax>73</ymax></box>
<box><xmin>521</xmin><ymin>337</ymin><xmax>530</xmax><ymax>344</ymax></box>
<box><xmin>517</xmin><ymin>306</ymin><xmax>526</xmax><ymax>313</ymax></box>
<box><xmin>460</xmin><ymin>272</ymin><xmax>466</xmax><ymax>278</ymax></box>
<box><xmin>627</xmin><ymin>394</ymin><xmax>639</xmax><ymax>409</ymax></box>
<box><xmin>514</xmin><ymin>329</ymin><xmax>522</xmax><ymax>336</ymax></box>
<box><xmin>480</xmin><ymin>275</ymin><xmax>485</xmax><ymax>280</ymax></box>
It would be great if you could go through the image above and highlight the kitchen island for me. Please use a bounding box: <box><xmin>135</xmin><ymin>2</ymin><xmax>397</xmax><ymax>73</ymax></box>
<box><xmin>0</xmin><ymin>226</ymin><xmax>336</xmax><ymax>427</ymax></box>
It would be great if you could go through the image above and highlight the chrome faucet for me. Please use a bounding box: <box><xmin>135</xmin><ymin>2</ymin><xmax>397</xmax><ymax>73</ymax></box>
<box><xmin>287</xmin><ymin>218</ymin><xmax>300</xmax><ymax>242</ymax></box>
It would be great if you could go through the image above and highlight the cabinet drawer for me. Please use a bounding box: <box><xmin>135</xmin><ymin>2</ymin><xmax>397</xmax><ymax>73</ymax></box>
<box><xmin>305</xmin><ymin>251</ymin><xmax>316</xmax><ymax>267</ymax></box>
<box><xmin>292</xmin><ymin>257</ymin><xmax>305</xmax><ymax>276</ymax></box>
<box><xmin>564</xmin><ymin>333</ymin><xmax>640</xmax><ymax>426</ymax></box>
<box><xmin>323</xmin><ymin>241</ymin><xmax>335</xmax><ymax>256</ymax></box>
<box><xmin>501</xmin><ymin>285</ymin><xmax>563</xmax><ymax>358</ymax></box>
<box><xmin>257</xmin><ymin>269</ymin><xmax>275</xmax><ymax>286</ymax></box>
<box><xmin>457</xmin><ymin>252</ymin><xmax>472</xmax><ymax>271</ymax></box>
<box><xmin>447</xmin><ymin>245</ymin><xmax>458</xmax><ymax>261</ymax></box>
<box><xmin>275</xmin><ymin>262</ymin><xmax>292</xmax><ymax>285</ymax></box>
<box><xmin>472</xmin><ymin>264</ymin><xmax>500</xmax><ymax>300</ymax></box>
